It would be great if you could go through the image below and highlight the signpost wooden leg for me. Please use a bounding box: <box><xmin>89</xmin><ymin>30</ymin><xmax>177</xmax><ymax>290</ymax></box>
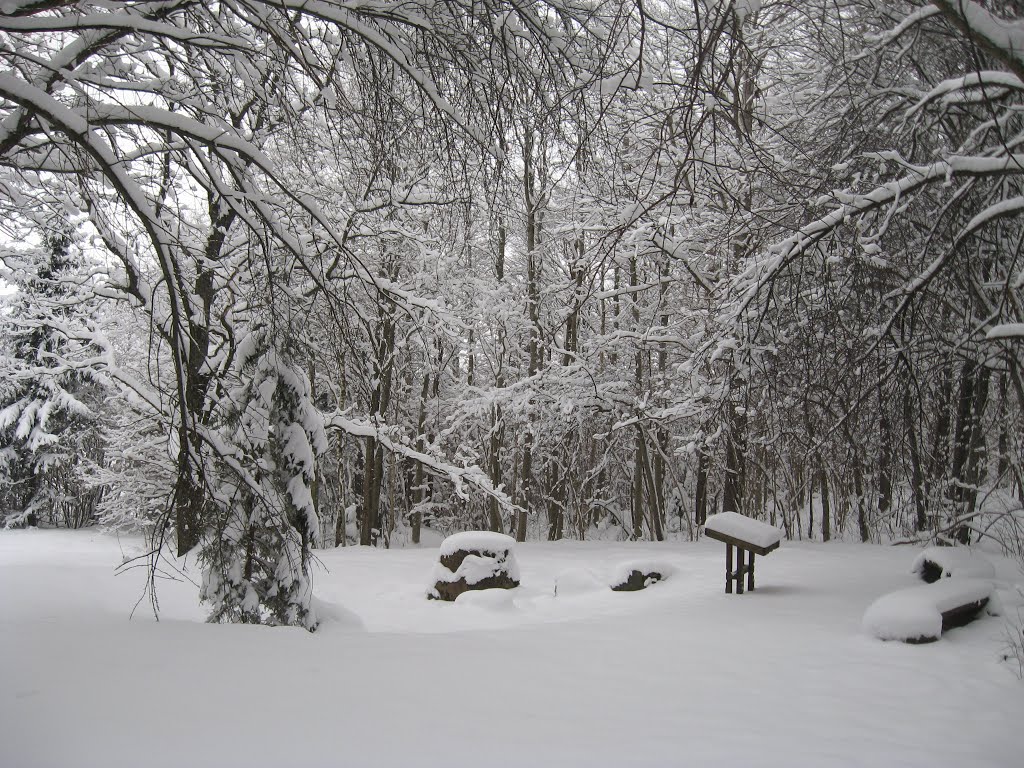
<box><xmin>704</xmin><ymin>517</ymin><xmax>780</xmax><ymax>595</ymax></box>
<box><xmin>736</xmin><ymin>548</ymin><xmax>745</xmax><ymax>594</ymax></box>
<box><xmin>725</xmin><ymin>544</ymin><xmax>733</xmax><ymax>594</ymax></box>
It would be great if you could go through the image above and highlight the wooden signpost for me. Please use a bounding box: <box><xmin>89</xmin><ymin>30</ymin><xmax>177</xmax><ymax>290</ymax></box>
<box><xmin>703</xmin><ymin>512</ymin><xmax>781</xmax><ymax>594</ymax></box>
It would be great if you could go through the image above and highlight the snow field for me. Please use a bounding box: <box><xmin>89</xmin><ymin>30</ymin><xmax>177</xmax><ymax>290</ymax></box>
<box><xmin>1</xmin><ymin>530</ymin><xmax>1023</xmax><ymax>768</ymax></box>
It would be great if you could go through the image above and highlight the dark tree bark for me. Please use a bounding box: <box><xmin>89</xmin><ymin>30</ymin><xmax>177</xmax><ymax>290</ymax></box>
<box><xmin>695</xmin><ymin>449</ymin><xmax>709</xmax><ymax>527</ymax></box>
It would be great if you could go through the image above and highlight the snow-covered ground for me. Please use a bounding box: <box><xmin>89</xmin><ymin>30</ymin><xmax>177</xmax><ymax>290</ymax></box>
<box><xmin>1</xmin><ymin>529</ymin><xmax>1022</xmax><ymax>767</ymax></box>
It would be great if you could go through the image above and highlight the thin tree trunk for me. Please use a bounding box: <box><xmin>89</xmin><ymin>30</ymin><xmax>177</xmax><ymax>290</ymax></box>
<box><xmin>950</xmin><ymin>361</ymin><xmax>989</xmax><ymax>543</ymax></box>
<box><xmin>517</xmin><ymin>127</ymin><xmax>542</xmax><ymax>543</ymax></box>
<box><xmin>820</xmin><ymin>467</ymin><xmax>831</xmax><ymax>542</ymax></box>
<box><xmin>632</xmin><ymin>429</ymin><xmax>645</xmax><ymax>539</ymax></box>
<box><xmin>694</xmin><ymin>449</ymin><xmax>708</xmax><ymax>527</ymax></box>
<box><xmin>904</xmin><ymin>388</ymin><xmax>928</xmax><ymax>533</ymax></box>
<box><xmin>878</xmin><ymin>381</ymin><xmax>893</xmax><ymax>520</ymax></box>
<box><xmin>723</xmin><ymin>401</ymin><xmax>747</xmax><ymax>514</ymax></box>
<box><xmin>807</xmin><ymin>469</ymin><xmax>815</xmax><ymax>541</ymax></box>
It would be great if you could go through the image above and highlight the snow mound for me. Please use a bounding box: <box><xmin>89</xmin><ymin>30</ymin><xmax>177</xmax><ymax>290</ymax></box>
<box><xmin>608</xmin><ymin>560</ymin><xmax>676</xmax><ymax>591</ymax></box>
<box><xmin>309</xmin><ymin>597</ymin><xmax>365</xmax><ymax>630</ymax></box>
<box><xmin>454</xmin><ymin>588</ymin><xmax>517</xmax><ymax>610</ymax></box>
<box><xmin>863</xmin><ymin>578</ymin><xmax>994</xmax><ymax>643</ymax></box>
<box><xmin>704</xmin><ymin>512</ymin><xmax>781</xmax><ymax>549</ymax></box>
<box><xmin>553</xmin><ymin>567</ymin><xmax>604</xmax><ymax>597</ymax></box>
<box><xmin>439</xmin><ymin>531</ymin><xmax>516</xmax><ymax>558</ymax></box>
<box><xmin>910</xmin><ymin>546</ymin><xmax>996</xmax><ymax>583</ymax></box>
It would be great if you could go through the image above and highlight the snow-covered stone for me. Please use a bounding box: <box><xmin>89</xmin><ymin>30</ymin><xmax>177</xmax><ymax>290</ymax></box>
<box><xmin>704</xmin><ymin>512</ymin><xmax>782</xmax><ymax>550</ymax></box>
<box><xmin>428</xmin><ymin>531</ymin><xmax>520</xmax><ymax>601</ymax></box>
<box><xmin>910</xmin><ymin>546</ymin><xmax>996</xmax><ymax>583</ymax></box>
<box><xmin>863</xmin><ymin>578</ymin><xmax>994</xmax><ymax>643</ymax></box>
<box><xmin>608</xmin><ymin>560</ymin><xmax>675</xmax><ymax>592</ymax></box>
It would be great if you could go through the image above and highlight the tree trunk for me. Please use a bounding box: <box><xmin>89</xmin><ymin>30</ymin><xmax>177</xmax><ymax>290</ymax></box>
<box><xmin>997</xmin><ymin>370</ymin><xmax>1010</xmax><ymax>482</ymax></box>
<box><xmin>172</xmin><ymin>467</ymin><xmax>204</xmax><ymax>557</ymax></box>
<box><xmin>904</xmin><ymin>387</ymin><xmax>928</xmax><ymax>533</ymax></box>
<box><xmin>807</xmin><ymin>469</ymin><xmax>815</xmax><ymax>541</ymax></box>
<box><xmin>632</xmin><ymin>429</ymin><xmax>645</xmax><ymax>539</ymax></box>
<box><xmin>878</xmin><ymin>382</ymin><xmax>893</xmax><ymax>520</ymax></box>
<box><xmin>950</xmin><ymin>360</ymin><xmax>990</xmax><ymax>543</ymax></box>
<box><xmin>853</xmin><ymin>462</ymin><xmax>869</xmax><ymax>543</ymax></box>
<box><xmin>411</xmin><ymin>373</ymin><xmax>430</xmax><ymax>545</ymax></box>
<box><xmin>694</xmin><ymin>449</ymin><xmax>709</xmax><ymax>527</ymax></box>
<box><xmin>820</xmin><ymin>467</ymin><xmax>831</xmax><ymax>542</ymax></box>
<box><xmin>722</xmin><ymin>402</ymin><xmax>747</xmax><ymax>514</ymax></box>
<box><xmin>517</xmin><ymin>127</ymin><xmax>542</xmax><ymax>542</ymax></box>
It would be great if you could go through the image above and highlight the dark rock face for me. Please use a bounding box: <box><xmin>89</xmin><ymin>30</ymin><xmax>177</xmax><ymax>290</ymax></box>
<box><xmin>432</xmin><ymin>569</ymin><xmax>520</xmax><ymax>602</ymax></box>
<box><xmin>940</xmin><ymin>598</ymin><xmax>989</xmax><ymax>632</ymax></box>
<box><xmin>610</xmin><ymin>569</ymin><xmax>663</xmax><ymax>592</ymax></box>
<box><xmin>439</xmin><ymin>547</ymin><xmax>504</xmax><ymax>574</ymax></box>
<box><xmin>917</xmin><ymin>559</ymin><xmax>944</xmax><ymax>584</ymax></box>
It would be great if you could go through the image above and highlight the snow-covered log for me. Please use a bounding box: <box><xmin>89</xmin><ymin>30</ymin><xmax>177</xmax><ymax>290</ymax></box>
<box><xmin>863</xmin><ymin>579</ymin><xmax>995</xmax><ymax>644</ymax></box>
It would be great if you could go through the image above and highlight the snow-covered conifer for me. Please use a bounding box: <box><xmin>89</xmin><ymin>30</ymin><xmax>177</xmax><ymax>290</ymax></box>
<box><xmin>200</xmin><ymin>329</ymin><xmax>328</xmax><ymax>629</ymax></box>
<box><xmin>0</xmin><ymin>229</ymin><xmax>104</xmax><ymax>529</ymax></box>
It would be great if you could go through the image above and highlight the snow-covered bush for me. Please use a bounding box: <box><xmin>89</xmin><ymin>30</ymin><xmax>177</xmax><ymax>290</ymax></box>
<box><xmin>200</xmin><ymin>334</ymin><xmax>328</xmax><ymax>629</ymax></box>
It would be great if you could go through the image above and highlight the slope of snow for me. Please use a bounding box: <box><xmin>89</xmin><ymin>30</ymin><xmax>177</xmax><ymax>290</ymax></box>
<box><xmin>1</xmin><ymin>530</ymin><xmax>1023</xmax><ymax>768</ymax></box>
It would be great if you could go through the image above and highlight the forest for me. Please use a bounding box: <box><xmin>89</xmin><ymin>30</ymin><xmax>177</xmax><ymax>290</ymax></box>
<box><xmin>2</xmin><ymin>0</ymin><xmax>1023</xmax><ymax>631</ymax></box>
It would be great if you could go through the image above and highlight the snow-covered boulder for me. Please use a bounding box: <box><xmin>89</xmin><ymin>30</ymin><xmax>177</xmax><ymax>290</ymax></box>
<box><xmin>609</xmin><ymin>561</ymin><xmax>675</xmax><ymax>592</ymax></box>
<box><xmin>863</xmin><ymin>578</ymin><xmax>994</xmax><ymax>644</ymax></box>
<box><xmin>910</xmin><ymin>546</ymin><xmax>995</xmax><ymax>584</ymax></box>
<box><xmin>428</xmin><ymin>531</ymin><xmax>520</xmax><ymax>601</ymax></box>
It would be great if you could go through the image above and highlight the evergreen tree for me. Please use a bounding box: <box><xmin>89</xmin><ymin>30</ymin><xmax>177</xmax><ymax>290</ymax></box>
<box><xmin>0</xmin><ymin>229</ymin><xmax>103</xmax><ymax>529</ymax></box>
<box><xmin>200</xmin><ymin>329</ymin><xmax>328</xmax><ymax>629</ymax></box>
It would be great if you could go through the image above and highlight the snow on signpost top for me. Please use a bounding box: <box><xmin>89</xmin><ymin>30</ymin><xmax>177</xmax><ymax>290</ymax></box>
<box><xmin>439</xmin><ymin>531</ymin><xmax>516</xmax><ymax>557</ymax></box>
<box><xmin>704</xmin><ymin>512</ymin><xmax>782</xmax><ymax>550</ymax></box>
